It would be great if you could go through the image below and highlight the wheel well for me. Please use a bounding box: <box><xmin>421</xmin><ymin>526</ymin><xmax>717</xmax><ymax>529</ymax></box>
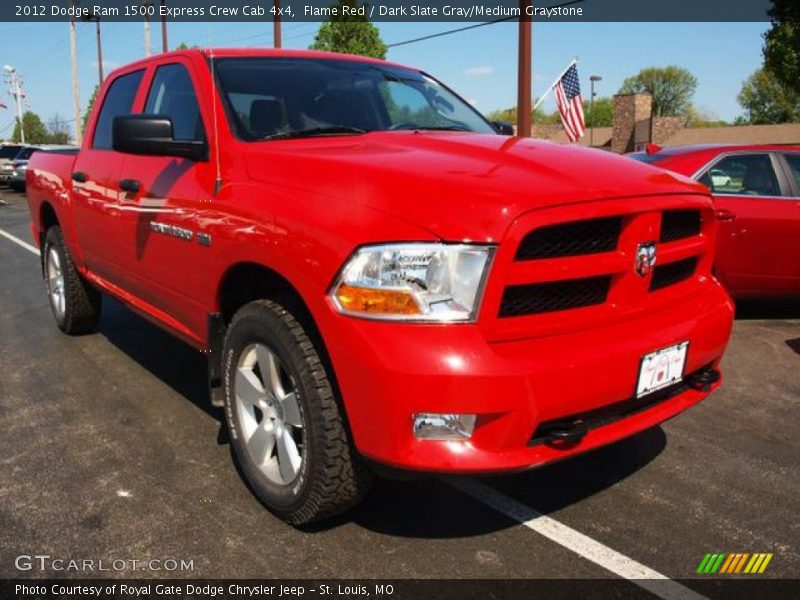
<box><xmin>40</xmin><ymin>202</ymin><xmax>58</xmax><ymax>241</ymax></box>
<box><xmin>217</xmin><ymin>263</ymin><xmax>317</xmax><ymax>328</ymax></box>
<box><xmin>215</xmin><ymin>263</ymin><xmax>344</xmax><ymax>415</ymax></box>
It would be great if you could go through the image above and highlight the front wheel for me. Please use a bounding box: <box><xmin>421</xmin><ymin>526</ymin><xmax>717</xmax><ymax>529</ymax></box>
<box><xmin>43</xmin><ymin>226</ymin><xmax>102</xmax><ymax>334</ymax></box>
<box><xmin>222</xmin><ymin>299</ymin><xmax>372</xmax><ymax>525</ymax></box>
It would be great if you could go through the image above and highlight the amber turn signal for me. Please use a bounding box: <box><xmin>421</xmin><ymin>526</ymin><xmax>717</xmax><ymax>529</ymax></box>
<box><xmin>334</xmin><ymin>285</ymin><xmax>421</xmax><ymax>316</ymax></box>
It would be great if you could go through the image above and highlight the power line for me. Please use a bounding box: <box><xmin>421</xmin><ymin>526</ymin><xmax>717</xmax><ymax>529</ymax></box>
<box><xmin>388</xmin><ymin>18</ymin><xmax>513</xmax><ymax>48</ymax></box>
<box><xmin>386</xmin><ymin>0</ymin><xmax>586</xmax><ymax>48</ymax></box>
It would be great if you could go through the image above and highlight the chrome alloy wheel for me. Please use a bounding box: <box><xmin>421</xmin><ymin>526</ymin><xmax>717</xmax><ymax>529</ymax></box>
<box><xmin>235</xmin><ymin>343</ymin><xmax>305</xmax><ymax>485</ymax></box>
<box><xmin>46</xmin><ymin>246</ymin><xmax>66</xmax><ymax>320</ymax></box>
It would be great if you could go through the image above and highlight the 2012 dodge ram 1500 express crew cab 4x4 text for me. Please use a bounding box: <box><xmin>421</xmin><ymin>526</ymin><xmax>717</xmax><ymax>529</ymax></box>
<box><xmin>26</xmin><ymin>49</ymin><xmax>734</xmax><ymax>525</ymax></box>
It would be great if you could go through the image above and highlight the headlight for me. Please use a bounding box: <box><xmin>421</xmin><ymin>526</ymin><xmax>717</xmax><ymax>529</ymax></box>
<box><xmin>331</xmin><ymin>243</ymin><xmax>494</xmax><ymax>322</ymax></box>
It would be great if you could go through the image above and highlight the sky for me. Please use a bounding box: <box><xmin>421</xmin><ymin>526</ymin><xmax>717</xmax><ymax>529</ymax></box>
<box><xmin>0</xmin><ymin>20</ymin><xmax>770</xmax><ymax>138</ymax></box>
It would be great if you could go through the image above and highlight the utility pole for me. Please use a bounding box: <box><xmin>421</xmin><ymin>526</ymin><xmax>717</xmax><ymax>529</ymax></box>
<box><xmin>143</xmin><ymin>1</ymin><xmax>152</xmax><ymax>57</ymax></box>
<box><xmin>3</xmin><ymin>66</ymin><xmax>25</xmax><ymax>143</ymax></box>
<box><xmin>517</xmin><ymin>0</ymin><xmax>532</xmax><ymax>137</ymax></box>
<box><xmin>161</xmin><ymin>0</ymin><xmax>169</xmax><ymax>52</ymax></box>
<box><xmin>589</xmin><ymin>75</ymin><xmax>602</xmax><ymax>147</ymax></box>
<box><xmin>69</xmin><ymin>1</ymin><xmax>82</xmax><ymax>145</ymax></box>
<box><xmin>273</xmin><ymin>0</ymin><xmax>282</xmax><ymax>48</ymax></box>
<box><xmin>95</xmin><ymin>18</ymin><xmax>104</xmax><ymax>83</ymax></box>
<box><xmin>81</xmin><ymin>13</ymin><xmax>104</xmax><ymax>85</ymax></box>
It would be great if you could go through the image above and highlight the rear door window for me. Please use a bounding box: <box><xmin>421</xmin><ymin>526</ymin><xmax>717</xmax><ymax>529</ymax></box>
<box><xmin>701</xmin><ymin>154</ymin><xmax>781</xmax><ymax>197</ymax></box>
<box><xmin>92</xmin><ymin>70</ymin><xmax>145</xmax><ymax>150</ymax></box>
<box><xmin>781</xmin><ymin>153</ymin><xmax>800</xmax><ymax>193</ymax></box>
<box><xmin>145</xmin><ymin>64</ymin><xmax>205</xmax><ymax>142</ymax></box>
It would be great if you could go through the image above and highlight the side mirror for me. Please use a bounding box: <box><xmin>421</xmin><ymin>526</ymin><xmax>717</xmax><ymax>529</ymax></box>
<box><xmin>112</xmin><ymin>115</ymin><xmax>208</xmax><ymax>161</ymax></box>
<box><xmin>491</xmin><ymin>120</ymin><xmax>515</xmax><ymax>136</ymax></box>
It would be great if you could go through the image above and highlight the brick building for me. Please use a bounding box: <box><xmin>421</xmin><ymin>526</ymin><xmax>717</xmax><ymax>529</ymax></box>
<box><xmin>532</xmin><ymin>92</ymin><xmax>800</xmax><ymax>153</ymax></box>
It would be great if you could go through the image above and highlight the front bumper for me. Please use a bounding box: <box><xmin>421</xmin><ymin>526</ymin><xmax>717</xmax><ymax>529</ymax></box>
<box><xmin>322</xmin><ymin>278</ymin><xmax>734</xmax><ymax>473</ymax></box>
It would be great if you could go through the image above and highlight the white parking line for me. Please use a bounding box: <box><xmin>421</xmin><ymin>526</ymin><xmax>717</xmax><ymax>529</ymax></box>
<box><xmin>0</xmin><ymin>222</ymin><xmax>705</xmax><ymax>596</ymax></box>
<box><xmin>450</xmin><ymin>478</ymin><xmax>707</xmax><ymax>600</ymax></box>
<box><xmin>0</xmin><ymin>226</ymin><xmax>40</xmax><ymax>256</ymax></box>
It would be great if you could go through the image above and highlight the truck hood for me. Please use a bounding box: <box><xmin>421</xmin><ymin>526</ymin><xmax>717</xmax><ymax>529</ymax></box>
<box><xmin>244</xmin><ymin>132</ymin><xmax>707</xmax><ymax>241</ymax></box>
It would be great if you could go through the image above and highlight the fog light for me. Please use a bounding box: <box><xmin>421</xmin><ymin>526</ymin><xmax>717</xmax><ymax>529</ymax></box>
<box><xmin>413</xmin><ymin>413</ymin><xmax>476</xmax><ymax>441</ymax></box>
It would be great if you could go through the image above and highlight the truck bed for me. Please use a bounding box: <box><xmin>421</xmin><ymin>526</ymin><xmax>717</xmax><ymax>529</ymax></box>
<box><xmin>26</xmin><ymin>149</ymin><xmax>79</xmax><ymax>250</ymax></box>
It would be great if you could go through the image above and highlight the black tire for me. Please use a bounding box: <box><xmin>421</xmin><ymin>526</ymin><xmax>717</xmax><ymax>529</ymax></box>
<box><xmin>223</xmin><ymin>299</ymin><xmax>372</xmax><ymax>525</ymax></box>
<box><xmin>42</xmin><ymin>226</ymin><xmax>102</xmax><ymax>334</ymax></box>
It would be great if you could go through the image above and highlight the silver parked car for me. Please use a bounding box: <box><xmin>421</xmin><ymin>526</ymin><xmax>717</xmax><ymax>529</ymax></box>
<box><xmin>5</xmin><ymin>145</ymin><xmax>77</xmax><ymax>192</ymax></box>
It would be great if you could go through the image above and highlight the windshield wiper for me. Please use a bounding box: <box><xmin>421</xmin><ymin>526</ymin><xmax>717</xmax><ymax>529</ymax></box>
<box><xmin>412</xmin><ymin>125</ymin><xmax>471</xmax><ymax>132</ymax></box>
<box><xmin>261</xmin><ymin>126</ymin><xmax>369</xmax><ymax>140</ymax></box>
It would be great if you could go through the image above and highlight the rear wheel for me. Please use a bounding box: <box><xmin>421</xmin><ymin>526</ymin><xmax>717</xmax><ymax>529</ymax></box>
<box><xmin>223</xmin><ymin>299</ymin><xmax>372</xmax><ymax>525</ymax></box>
<box><xmin>43</xmin><ymin>226</ymin><xmax>102</xmax><ymax>334</ymax></box>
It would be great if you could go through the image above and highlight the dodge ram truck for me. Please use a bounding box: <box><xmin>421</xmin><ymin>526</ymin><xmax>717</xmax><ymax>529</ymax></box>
<box><xmin>26</xmin><ymin>49</ymin><xmax>734</xmax><ymax>524</ymax></box>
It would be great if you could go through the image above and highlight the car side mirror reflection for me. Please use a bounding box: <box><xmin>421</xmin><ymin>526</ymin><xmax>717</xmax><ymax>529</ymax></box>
<box><xmin>491</xmin><ymin>120</ymin><xmax>515</xmax><ymax>136</ymax></box>
<box><xmin>112</xmin><ymin>114</ymin><xmax>208</xmax><ymax>161</ymax></box>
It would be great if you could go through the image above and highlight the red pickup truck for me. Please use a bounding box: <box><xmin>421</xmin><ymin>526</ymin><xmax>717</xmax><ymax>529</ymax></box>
<box><xmin>26</xmin><ymin>49</ymin><xmax>734</xmax><ymax>524</ymax></box>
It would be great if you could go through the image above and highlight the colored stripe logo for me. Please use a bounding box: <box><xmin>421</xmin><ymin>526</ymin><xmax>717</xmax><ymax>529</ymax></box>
<box><xmin>697</xmin><ymin>553</ymin><xmax>773</xmax><ymax>574</ymax></box>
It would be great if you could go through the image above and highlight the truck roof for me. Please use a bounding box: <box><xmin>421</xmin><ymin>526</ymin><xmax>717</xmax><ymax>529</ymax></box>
<box><xmin>106</xmin><ymin>48</ymin><xmax>418</xmax><ymax>79</ymax></box>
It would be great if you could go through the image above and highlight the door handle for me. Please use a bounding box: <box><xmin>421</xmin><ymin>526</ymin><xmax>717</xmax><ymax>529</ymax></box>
<box><xmin>119</xmin><ymin>179</ymin><xmax>141</xmax><ymax>194</ymax></box>
<box><xmin>715</xmin><ymin>208</ymin><xmax>736</xmax><ymax>222</ymax></box>
<box><xmin>71</xmin><ymin>171</ymin><xmax>87</xmax><ymax>183</ymax></box>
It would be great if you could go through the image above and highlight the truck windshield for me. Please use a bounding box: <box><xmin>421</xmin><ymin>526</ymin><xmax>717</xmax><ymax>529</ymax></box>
<box><xmin>215</xmin><ymin>57</ymin><xmax>496</xmax><ymax>141</ymax></box>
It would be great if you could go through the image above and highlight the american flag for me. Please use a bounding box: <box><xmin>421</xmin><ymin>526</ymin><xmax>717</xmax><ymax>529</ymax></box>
<box><xmin>554</xmin><ymin>64</ymin><xmax>585</xmax><ymax>143</ymax></box>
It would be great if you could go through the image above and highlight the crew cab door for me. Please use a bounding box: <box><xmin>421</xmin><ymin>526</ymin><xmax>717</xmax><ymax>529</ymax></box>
<box><xmin>115</xmin><ymin>59</ymin><xmax>216</xmax><ymax>339</ymax></box>
<box><xmin>72</xmin><ymin>69</ymin><xmax>145</xmax><ymax>281</ymax></box>
<box><xmin>697</xmin><ymin>152</ymin><xmax>800</xmax><ymax>296</ymax></box>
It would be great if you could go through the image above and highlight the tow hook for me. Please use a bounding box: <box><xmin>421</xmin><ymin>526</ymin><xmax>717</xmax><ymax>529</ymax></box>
<box><xmin>687</xmin><ymin>367</ymin><xmax>721</xmax><ymax>392</ymax></box>
<box><xmin>544</xmin><ymin>419</ymin><xmax>589</xmax><ymax>445</ymax></box>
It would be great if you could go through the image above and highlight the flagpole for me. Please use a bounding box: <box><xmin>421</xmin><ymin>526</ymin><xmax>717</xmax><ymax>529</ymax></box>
<box><xmin>533</xmin><ymin>57</ymin><xmax>578</xmax><ymax>111</ymax></box>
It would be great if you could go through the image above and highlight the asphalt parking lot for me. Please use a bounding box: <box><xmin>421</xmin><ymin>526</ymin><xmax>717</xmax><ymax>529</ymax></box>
<box><xmin>0</xmin><ymin>189</ymin><xmax>797</xmax><ymax>591</ymax></box>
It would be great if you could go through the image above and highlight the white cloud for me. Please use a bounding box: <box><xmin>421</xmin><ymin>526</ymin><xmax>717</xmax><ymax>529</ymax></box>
<box><xmin>463</xmin><ymin>65</ymin><xmax>494</xmax><ymax>77</ymax></box>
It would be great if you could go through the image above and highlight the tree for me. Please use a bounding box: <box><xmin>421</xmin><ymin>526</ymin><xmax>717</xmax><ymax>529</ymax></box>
<box><xmin>485</xmin><ymin>106</ymin><xmax>561</xmax><ymax>126</ymax></box>
<box><xmin>618</xmin><ymin>66</ymin><xmax>698</xmax><ymax>118</ymax></box>
<box><xmin>583</xmin><ymin>96</ymin><xmax>613</xmax><ymax>127</ymax></box>
<box><xmin>763</xmin><ymin>0</ymin><xmax>800</xmax><ymax>96</ymax></box>
<box><xmin>176</xmin><ymin>42</ymin><xmax>199</xmax><ymax>50</ymax></box>
<box><xmin>310</xmin><ymin>0</ymin><xmax>387</xmax><ymax>59</ymax></box>
<box><xmin>47</xmin><ymin>113</ymin><xmax>71</xmax><ymax>144</ymax></box>
<box><xmin>737</xmin><ymin>68</ymin><xmax>800</xmax><ymax>124</ymax></box>
<box><xmin>684</xmin><ymin>105</ymin><xmax>728</xmax><ymax>128</ymax></box>
<box><xmin>82</xmin><ymin>85</ymin><xmax>99</xmax><ymax>135</ymax></box>
<box><xmin>12</xmin><ymin>111</ymin><xmax>50</xmax><ymax>144</ymax></box>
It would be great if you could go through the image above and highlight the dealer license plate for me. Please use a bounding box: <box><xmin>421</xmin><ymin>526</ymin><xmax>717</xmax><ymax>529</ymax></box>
<box><xmin>636</xmin><ymin>342</ymin><xmax>688</xmax><ymax>398</ymax></box>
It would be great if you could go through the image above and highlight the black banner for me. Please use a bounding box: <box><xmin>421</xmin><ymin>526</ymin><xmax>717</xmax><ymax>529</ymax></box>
<box><xmin>1</xmin><ymin>0</ymin><xmax>779</xmax><ymax>23</ymax></box>
<box><xmin>3</xmin><ymin>579</ymin><xmax>800</xmax><ymax>600</ymax></box>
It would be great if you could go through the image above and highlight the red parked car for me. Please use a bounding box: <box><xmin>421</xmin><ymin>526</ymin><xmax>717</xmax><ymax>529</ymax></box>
<box><xmin>26</xmin><ymin>49</ymin><xmax>733</xmax><ymax>524</ymax></box>
<box><xmin>629</xmin><ymin>144</ymin><xmax>800</xmax><ymax>298</ymax></box>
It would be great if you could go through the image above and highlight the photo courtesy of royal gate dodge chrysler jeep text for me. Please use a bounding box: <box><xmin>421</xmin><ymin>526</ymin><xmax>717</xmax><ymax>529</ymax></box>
<box><xmin>25</xmin><ymin>48</ymin><xmax>734</xmax><ymax>525</ymax></box>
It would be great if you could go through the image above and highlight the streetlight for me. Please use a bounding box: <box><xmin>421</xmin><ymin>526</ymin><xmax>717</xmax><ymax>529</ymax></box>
<box><xmin>589</xmin><ymin>75</ymin><xmax>602</xmax><ymax>148</ymax></box>
<box><xmin>3</xmin><ymin>64</ymin><xmax>25</xmax><ymax>143</ymax></box>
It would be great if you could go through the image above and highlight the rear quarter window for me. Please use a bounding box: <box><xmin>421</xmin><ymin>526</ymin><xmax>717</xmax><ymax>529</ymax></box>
<box><xmin>92</xmin><ymin>70</ymin><xmax>145</xmax><ymax>150</ymax></box>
